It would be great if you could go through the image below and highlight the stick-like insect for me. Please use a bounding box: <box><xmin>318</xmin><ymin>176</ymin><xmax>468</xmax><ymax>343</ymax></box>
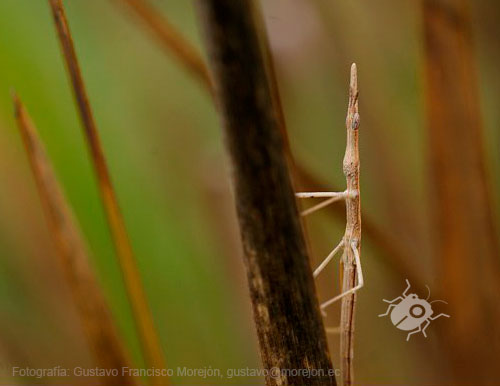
<box><xmin>296</xmin><ymin>63</ymin><xmax>363</xmax><ymax>315</ymax></box>
<box><xmin>296</xmin><ymin>63</ymin><xmax>362</xmax><ymax>385</ymax></box>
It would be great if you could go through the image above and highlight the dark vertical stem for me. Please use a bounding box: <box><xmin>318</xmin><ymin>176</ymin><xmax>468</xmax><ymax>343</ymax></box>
<box><xmin>113</xmin><ymin>0</ymin><xmax>421</xmax><ymax>293</ymax></box>
<box><xmin>195</xmin><ymin>1</ymin><xmax>336</xmax><ymax>385</ymax></box>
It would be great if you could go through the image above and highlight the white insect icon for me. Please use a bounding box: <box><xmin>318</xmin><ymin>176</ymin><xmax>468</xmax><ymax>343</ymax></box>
<box><xmin>379</xmin><ymin>279</ymin><xmax>450</xmax><ymax>341</ymax></box>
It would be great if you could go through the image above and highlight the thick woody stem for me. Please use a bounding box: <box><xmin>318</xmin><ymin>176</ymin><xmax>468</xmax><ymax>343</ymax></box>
<box><xmin>195</xmin><ymin>1</ymin><xmax>336</xmax><ymax>385</ymax></box>
<box><xmin>339</xmin><ymin>63</ymin><xmax>361</xmax><ymax>386</ymax></box>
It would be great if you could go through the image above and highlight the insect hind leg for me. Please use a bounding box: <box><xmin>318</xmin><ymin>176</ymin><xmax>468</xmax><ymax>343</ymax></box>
<box><xmin>319</xmin><ymin>240</ymin><xmax>363</xmax><ymax>311</ymax></box>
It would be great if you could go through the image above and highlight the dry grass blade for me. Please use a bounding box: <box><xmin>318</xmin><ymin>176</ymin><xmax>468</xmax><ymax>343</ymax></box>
<box><xmin>113</xmin><ymin>0</ymin><xmax>421</xmax><ymax>291</ymax></box>
<box><xmin>13</xmin><ymin>95</ymin><xmax>137</xmax><ymax>386</ymax></box>
<box><xmin>116</xmin><ymin>0</ymin><xmax>213</xmax><ymax>94</ymax></box>
<box><xmin>47</xmin><ymin>0</ymin><xmax>167</xmax><ymax>382</ymax></box>
<box><xmin>422</xmin><ymin>0</ymin><xmax>500</xmax><ymax>381</ymax></box>
<box><xmin>339</xmin><ymin>64</ymin><xmax>361</xmax><ymax>386</ymax></box>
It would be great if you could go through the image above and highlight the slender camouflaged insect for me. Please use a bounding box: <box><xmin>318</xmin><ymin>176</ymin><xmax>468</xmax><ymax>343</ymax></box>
<box><xmin>296</xmin><ymin>63</ymin><xmax>362</xmax><ymax>385</ymax></box>
<box><xmin>296</xmin><ymin>63</ymin><xmax>363</xmax><ymax>314</ymax></box>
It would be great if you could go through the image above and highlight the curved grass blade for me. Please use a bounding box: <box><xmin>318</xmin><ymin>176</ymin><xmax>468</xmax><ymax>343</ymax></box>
<box><xmin>13</xmin><ymin>95</ymin><xmax>137</xmax><ymax>386</ymax></box>
<box><xmin>47</xmin><ymin>1</ymin><xmax>167</xmax><ymax>383</ymax></box>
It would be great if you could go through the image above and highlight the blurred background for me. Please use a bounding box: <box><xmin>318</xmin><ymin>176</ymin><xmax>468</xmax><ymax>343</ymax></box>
<box><xmin>0</xmin><ymin>0</ymin><xmax>499</xmax><ymax>384</ymax></box>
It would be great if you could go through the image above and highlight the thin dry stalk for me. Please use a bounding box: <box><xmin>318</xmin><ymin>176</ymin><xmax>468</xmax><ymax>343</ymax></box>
<box><xmin>113</xmin><ymin>0</ymin><xmax>418</xmax><ymax>290</ymax></box>
<box><xmin>116</xmin><ymin>0</ymin><xmax>213</xmax><ymax>94</ymax></box>
<box><xmin>339</xmin><ymin>64</ymin><xmax>361</xmax><ymax>386</ymax></box>
<box><xmin>422</xmin><ymin>0</ymin><xmax>500</xmax><ymax>380</ymax></box>
<box><xmin>47</xmin><ymin>0</ymin><xmax>167</xmax><ymax>382</ymax></box>
<box><xmin>195</xmin><ymin>1</ymin><xmax>336</xmax><ymax>384</ymax></box>
<box><xmin>13</xmin><ymin>95</ymin><xmax>136</xmax><ymax>386</ymax></box>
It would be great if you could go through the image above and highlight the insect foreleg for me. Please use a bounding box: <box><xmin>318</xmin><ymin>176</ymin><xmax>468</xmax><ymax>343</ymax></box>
<box><xmin>296</xmin><ymin>191</ymin><xmax>348</xmax><ymax>216</ymax></box>
<box><xmin>296</xmin><ymin>191</ymin><xmax>347</xmax><ymax>198</ymax></box>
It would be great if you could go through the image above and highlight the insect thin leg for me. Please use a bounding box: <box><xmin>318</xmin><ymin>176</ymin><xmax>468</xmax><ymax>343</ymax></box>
<box><xmin>313</xmin><ymin>239</ymin><xmax>344</xmax><ymax>278</ymax></box>
<box><xmin>296</xmin><ymin>191</ymin><xmax>347</xmax><ymax>216</ymax></box>
<box><xmin>320</xmin><ymin>240</ymin><xmax>363</xmax><ymax>311</ymax></box>
<box><xmin>296</xmin><ymin>191</ymin><xmax>346</xmax><ymax>198</ymax></box>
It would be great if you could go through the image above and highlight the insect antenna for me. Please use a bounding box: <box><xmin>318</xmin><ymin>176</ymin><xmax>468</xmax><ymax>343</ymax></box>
<box><xmin>430</xmin><ymin>300</ymin><xmax>448</xmax><ymax>305</ymax></box>
<box><xmin>425</xmin><ymin>285</ymin><xmax>431</xmax><ymax>300</ymax></box>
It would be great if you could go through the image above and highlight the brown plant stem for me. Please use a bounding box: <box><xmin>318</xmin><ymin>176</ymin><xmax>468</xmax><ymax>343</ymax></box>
<box><xmin>114</xmin><ymin>0</ymin><xmax>420</xmax><ymax>291</ymax></box>
<box><xmin>116</xmin><ymin>0</ymin><xmax>213</xmax><ymax>95</ymax></box>
<box><xmin>339</xmin><ymin>64</ymin><xmax>361</xmax><ymax>386</ymax></box>
<box><xmin>195</xmin><ymin>1</ymin><xmax>336</xmax><ymax>384</ymax></box>
<box><xmin>47</xmin><ymin>0</ymin><xmax>167</xmax><ymax>382</ymax></box>
<box><xmin>422</xmin><ymin>0</ymin><xmax>500</xmax><ymax>381</ymax></box>
<box><xmin>13</xmin><ymin>95</ymin><xmax>136</xmax><ymax>386</ymax></box>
